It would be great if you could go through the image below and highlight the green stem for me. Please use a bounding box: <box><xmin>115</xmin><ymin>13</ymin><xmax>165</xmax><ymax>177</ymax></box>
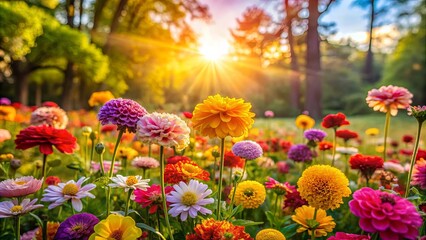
<box><xmin>99</xmin><ymin>150</ymin><xmax>105</xmax><ymax>176</ymax></box>
<box><xmin>159</xmin><ymin>146</ymin><xmax>174</xmax><ymax>240</ymax></box>
<box><xmin>216</xmin><ymin>138</ymin><xmax>226</xmax><ymax>220</ymax></box>
<box><xmin>41</xmin><ymin>154</ymin><xmax>48</xmax><ymax>180</ymax></box>
<box><xmin>106</xmin><ymin>129</ymin><xmax>124</xmax><ymax>216</ymax></box>
<box><xmin>331</xmin><ymin>128</ymin><xmax>337</xmax><ymax>166</ymax></box>
<box><xmin>311</xmin><ymin>208</ymin><xmax>318</xmax><ymax>240</ymax></box>
<box><xmin>125</xmin><ymin>189</ymin><xmax>133</xmax><ymax>216</ymax></box>
<box><xmin>383</xmin><ymin>111</ymin><xmax>391</xmax><ymax>162</ymax></box>
<box><xmin>14</xmin><ymin>216</ymin><xmax>20</xmax><ymax>240</ymax></box>
<box><xmin>84</xmin><ymin>135</ymin><xmax>88</xmax><ymax>172</ymax></box>
<box><xmin>105</xmin><ymin>188</ymin><xmax>110</xmax><ymax>216</ymax></box>
<box><xmin>274</xmin><ymin>193</ymin><xmax>279</xmax><ymax>215</ymax></box>
<box><xmin>405</xmin><ymin>120</ymin><xmax>423</xmax><ymax>198</ymax></box>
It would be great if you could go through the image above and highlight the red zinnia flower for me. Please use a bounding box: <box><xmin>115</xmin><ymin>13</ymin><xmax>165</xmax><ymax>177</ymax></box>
<box><xmin>42</xmin><ymin>101</ymin><xmax>59</xmax><ymax>108</ymax></box>
<box><xmin>164</xmin><ymin>159</ymin><xmax>209</xmax><ymax>184</ymax></box>
<box><xmin>15</xmin><ymin>125</ymin><xmax>77</xmax><ymax>155</ymax></box>
<box><xmin>402</xmin><ymin>135</ymin><xmax>414</xmax><ymax>144</ymax></box>
<box><xmin>321</xmin><ymin>112</ymin><xmax>350</xmax><ymax>129</ymax></box>
<box><xmin>45</xmin><ymin>176</ymin><xmax>61</xmax><ymax>186</ymax></box>
<box><xmin>336</xmin><ymin>129</ymin><xmax>359</xmax><ymax>142</ymax></box>
<box><xmin>224</xmin><ymin>151</ymin><xmax>245</xmax><ymax>168</ymax></box>
<box><xmin>319</xmin><ymin>141</ymin><xmax>333</xmax><ymax>151</ymax></box>
<box><xmin>167</xmin><ymin>155</ymin><xmax>191</xmax><ymax>164</ymax></box>
<box><xmin>282</xmin><ymin>184</ymin><xmax>307</xmax><ymax>214</ymax></box>
<box><xmin>349</xmin><ymin>154</ymin><xmax>384</xmax><ymax>179</ymax></box>
<box><xmin>186</xmin><ymin>218</ymin><xmax>252</xmax><ymax>240</ymax></box>
<box><xmin>280</xmin><ymin>140</ymin><xmax>292</xmax><ymax>153</ymax></box>
<box><xmin>416</xmin><ymin>149</ymin><xmax>426</xmax><ymax>161</ymax></box>
<box><xmin>134</xmin><ymin>184</ymin><xmax>173</xmax><ymax>214</ymax></box>
<box><xmin>101</xmin><ymin>124</ymin><xmax>117</xmax><ymax>133</ymax></box>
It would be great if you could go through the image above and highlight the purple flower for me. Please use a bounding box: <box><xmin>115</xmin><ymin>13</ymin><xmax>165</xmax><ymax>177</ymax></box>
<box><xmin>98</xmin><ymin>98</ymin><xmax>148</xmax><ymax>133</ymax></box>
<box><xmin>0</xmin><ymin>97</ymin><xmax>11</xmax><ymax>106</ymax></box>
<box><xmin>232</xmin><ymin>140</ymin><xmax>263</xmax><ymax>160</ymax></box>
<box><xmin>349</xmin><ymin>187</ymin><xmax>422</xmax><ymax>240</ymax></box>
<box><xmin>54</xmin><ymin>213</ymin><xmax>99</xmax><ymax>240</ymax></box>
<box><xmin>288</xmin><ymin>144</ymin><xmax>312</xmax><ymax>162</ymax></box>
<box><xmin>304</xmin><ymin>129</ymin><xmax>327</xmax><ymax>142</ymax></box>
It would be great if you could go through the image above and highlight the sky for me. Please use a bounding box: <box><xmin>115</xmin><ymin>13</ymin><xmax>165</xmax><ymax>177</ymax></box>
<box><xmin>189</xmin><ymin>0</ymin><xmax>413</xmax><ymax>52</ymax></box>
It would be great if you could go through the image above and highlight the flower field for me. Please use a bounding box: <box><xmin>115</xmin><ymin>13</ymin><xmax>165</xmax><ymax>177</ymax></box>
<box><xmin>0</xmin><ymin>86</ymin><xmax>425</xmax><ymax>240</ymax></box>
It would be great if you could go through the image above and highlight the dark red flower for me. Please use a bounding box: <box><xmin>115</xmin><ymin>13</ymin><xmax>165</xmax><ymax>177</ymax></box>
<box><xmin>101</xmin><ymin>124</ymin><xmax>117</xmax><ymax>133</ymax></box>
<box><xmin>349</xmin><ymin>154</ymin><xmax>384</xmax><ymax>179</ymax></box>
<box><xmin>182</xmin><ymin>112</ymin><xmax>193</xmax><ymax>119</ymax></box>
<box><xmin>167</xmin><ymin>155</ymin><xmax>191</xmax><ymax>164</ymax></box>
<box><xmin>280</xmin><ymin>140</ymin><xmax>292</xmax><ymax>153</ymax></box>
<box><xmin>42</xmin><ymin>101</ymin><xmax>59</xmax><ymax>108</ymax></box>
<box><xmin>399</xmin><ymin>149</ymin><xmax>412</xmax><ymax>156</ymax></box>
<box><xmin>15</xmin><ymin>125</ymin><xmax>77</xmax><ymax>155</ymax></box>
<box><xmin>336</xmin><ymin>129</ymin><xmax>359</xmax><ymax>141</ymax></box>
<box><xmin>224</xmin><ymin>151</ymin><xmax>245</xmax><ymax>168</ymax></box>
<box><xmin>390</xmin><ymin>140</ymin><xmax>399</xmax><ymax>148</ymax></box>
<box><xmin>416</xmin><ymin>149</ymin><xmax>426</xmax><ymax>160</ymax></box>
<box><xmin>402</xmin><ymin>134</ymin><xmax>414</xmax><ymax>144</ymax></box>
<box><xmin>11</xmin><ymin>102</ymin><xmax>23</xmax><ymax>109</ymax></box>
<box><xmin>321</xmin><ymin>112</ymin><xmax>350</xmax><ymax>129</ymax></box>
<box><xmin>282</xmin><ymin>184</ymin><xmax>307</xmax><ymax>214</ymax></box>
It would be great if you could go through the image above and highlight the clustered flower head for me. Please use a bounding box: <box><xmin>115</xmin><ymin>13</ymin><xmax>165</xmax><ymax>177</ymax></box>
<box><xmin>232</xmin><ymin>140</ymin><xmax>263</xmax><ymax>160</ymax></box>
<box><xmin>407</xmin><ymin>105</ymin><xmax>426</xmax><ymax>123</ymax></box>
<box><xmin>304</xmin><ymin>129</ymin><xmax>327</xmax><ymax>142</ymax></box>
<box><xmin>98</xmin><ymin>98</ymin><xmax>148</xmax><ymax>133</ymax></box>
<box><xmin>164</xmin><ymin>159</ymin><xmax>210</xmax><ymax>184</ymax></box>
<box><xmin>131</xmin><ymin>156</ymin><xmax>160</xmax><ymax>169</ymax></box>
<box><xmin>186</xmin><ymin>218</ymin><xmax>252</xmax><ymax>240</ymax></box>
<box><xmin>295</xmin><ymin>114</ymin><xmax>315</xmax><ymax>130</ymax></box>
<box><xmin>30</xmin><ymin>106</ymin><xmax>68</xmax><ymax>129</ymax></box>
<box><xmin>256</xmin><ymin>229</ymin><xmax>286</xmax><ymax>240</ymax></box>
<box><xmin>288</xmin><ymin>144</ymin><xmax>312</xmax><ymax>162</ymax></box>
<box><xmin>321</xmin><ymin>112</ymin><xmax>350</xmax><ymax>129</ymax></box>
<box><xmin>411</xmin><ymin>158</ymin><xmax>426</xmax><ymax>189</ymax></box>
<box><xmin>88</xmin><ymin>91</ymin><xmax>114</xmax><ymax>107</ymax></box>
<box><xmin>366</xmin><ymin>85</ymin><xmax>413</xmax><ymax>116</ymax></box>
<box><xmin>349</xmin><ymin>187</ymin><xmax>422</xmax><ymax>240</ymax></box>
<box><xmin>167</xmin><ymin>180</ymin><xmax>214</xmax><ymax>221</ymax></box>
<box><xmin>0</xmin><ymin>176</ymin><xmax>43</xmax><ymax>198</ymax></box>
<box><xmin>297</xmin><ymin>165</ymin><xmax>351</xmax><ymax>210</ymax></box>
<box><xmin>191</xmin><ymin>94</ymin><xmax>255</xmax><ymax>139</ymax></box>
<box><xmin>15</xmin><ymin>125</ymin><xmax>77</xmax><ymax>155</ymax></box>
<box><xmin>54</xmin><ymin>213</ymin><xmax>99</xmax><ymax>240</ymax></box>
<box><xmin>349</xmin><ymin>154</ymin><xmax>384</xmax><ymax>180</ymax></box>
<box><xmin>291</xmin><ymin>205</ymin><xmax>336</xmax><ymax>237</ymax></box>
<box><xmin>136</xmin><ymin>112</ymin><xmax>190</xmax><ymax>151</ymax></box>
<box><xmin>233</xmin><ymin>180</ymin><xmax>266</xmax><ymax>209</ymax></box>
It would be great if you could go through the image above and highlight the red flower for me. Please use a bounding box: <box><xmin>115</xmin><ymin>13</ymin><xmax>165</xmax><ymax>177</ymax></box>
<box><xmin>45</xmin><ymin>176</ymin><xmax>61</xmax><ymax>186</ymax></box>
<box><xmin>186</xmin><ymin>219</ymin><xmax>252</xmax><ymax>240</ymax></box>
<box><xmin>402</xmin><ymin>135</ymin><xmax>414</xmax><ymax>144</ymax></box>
<box><xmin>134</xmin><ymin>184</ymin><xmax>173</xmax><ymax>214</ymax></box>
<box><xmin>416</xmin><ymin>149</ymin><xmax>426</xmax><ymax>161</ymax></box>
<box><xmin>336</xmin><ymin>129</ymin><xmax>359</xmax><ymax>142</ymax></box>
<box><xmin>280</xmin><ymin>140</ymin><xmax>292</xmax><ymax>153</ymax></box>
<box><xmin>349</xmin><ymin>154</ymin><xmax>384</xmax><ymax>179</ymax></box>
<box><xmin>167</xmin><ymin>155</ymin><xmax>191</xmax><ymax>164</ymax></box>
<box><xmin>101</xmin><ymin>124</ymin><xmax>117</xmax><ymax>133</ymax></box>
<box><xmin>42</xmin><ymin>101</ymin><xmax>59</xmax><ymax>108</ymax></box>
<box><xmin>224</xmin><ymin>151</ymin><xmax>245</xmax><ymax>168</ymax></box>
<box><xmin>321</xmin><ymin>112</ymin><xmax>350</xmax><ymax>129</ymax></box>
<box><xmin>319</xmin><ymin>141</ymin><xmax>333</xmax><ymax>151</ymax></box>
<box><xmin>182</xmin><ymin>112</ymin><xmax>193</xmax><ymax>119</ymax></box>
<box><xmin>15</xmin><ymin>125</ymin><xmax>77</xmax><ymax>155</ymax></box>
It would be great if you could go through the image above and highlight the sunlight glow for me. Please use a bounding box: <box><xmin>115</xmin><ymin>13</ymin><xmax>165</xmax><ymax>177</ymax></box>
<box><xmin>198</xmin><ymin>38</ymin><xmax>229</xmax><ymax>61</ymax></box>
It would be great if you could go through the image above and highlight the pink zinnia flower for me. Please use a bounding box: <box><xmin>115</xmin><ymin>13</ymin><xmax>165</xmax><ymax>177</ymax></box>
<box><xmin>411</xmin><ymin>158</ymin><xmax>426</xmax><ymax>189</ymax></box>
<box><xmin>134</xmin><ymin>184</ymin><xmax>173</xmax><ymax>214</ymax></box>
<box><xmin>30</xmin><ymin>106</ymin><xmax>68</xmax><ymax>129</ymax></box>
<box><xmin>91</xmin><ymin>160</ymin><xmax>121</xmax><ymax>174</ymax></box>
<box><xmin>137</xmin><ymin>112</ymin><xmax>190</xmax><ymax>151</ymax></box>
<box><xmin>0</xmin><ymin>176</ymin><xmax>43</xmax><ymax>198</ymax></box>
<box><xmin>264</xmin><ymin>110</ymin><xmax>274</xmax><ymax>118</ymax></box>
<box><xmin>276</xmin><ymin>161</ymin><xmax>290</xmax><ymax>174</ymax></box>
<box><xmin>366</xmin><ymin>85</ymin><xmax>413</xmax><ymax>116</ymax></box>
<box><xmin>0</xmin><ymin>198</ymin><xmax>43</xmax><ymax>218</ymax></box>
<box><xmin>264</xmin><ymin>177</ymin><xmax>292</xmax><ymax>195</ymax></box>
<box><xmin>0</xmin><ymin>129</ymin><xmax>11</xmax><ymax>143</ymax></box>
<box><xmin>327</xmin><ymin>232</ymin><xmax>370</xmax><ymax>240</ymax></box>
<box><xmin>131</xmin><ymin>156</ymin><xmax>160</xmax><ymax>169</ymax></box>
<box><xmin>349</xmin><ymin>187</ymin><xmax>422</xmax><ymax>240</ymax></box>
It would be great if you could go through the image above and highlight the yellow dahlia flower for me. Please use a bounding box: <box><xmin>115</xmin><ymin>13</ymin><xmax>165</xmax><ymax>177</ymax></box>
<box><xmin>297</xmin><ymin>165</ymin><xmax>351</xmax><ymax>210</ymax></box>
<box><xmin>88</xmin><ymin>91</ymin><xmax>115</xmax><ymax>107</ymax></box>
<box><xmin>0</xmin><ymin>106</ymin><xmax>16</xmax><ymax>121</ymax></box>
<box><xmin>89</xmin><ymin>214</ymin><xmax>142</xmax><ymax>240</ymax></box>
<box><xmin>192</xmin><ymin>94</ymin><xmax>255</xmax><ymax>139</ymax></box>
<box><xmin>295</xmin><ymin>115</ymin><xmax>315</xmax><ymax>130</ymax></box>
<box><xmin>256</xmin><ymin>229</ymin><xmax>286</xmax><ymax>240</ymax></box>
<box><xmin>291</xmin><ymin>205</ymin><xmax>335</xmax><ymax>237</ymax></box>
<box><xmin>233</xmin><ymin>180</ymin><xmax>266</xmax><ymax>209</ymax></box>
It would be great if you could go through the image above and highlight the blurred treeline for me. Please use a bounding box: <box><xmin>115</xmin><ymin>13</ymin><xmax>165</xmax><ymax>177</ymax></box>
<box><xmin>0</xmin><ymin>0</ymin><xmax>424</xmax><ymax>117</ymax></box>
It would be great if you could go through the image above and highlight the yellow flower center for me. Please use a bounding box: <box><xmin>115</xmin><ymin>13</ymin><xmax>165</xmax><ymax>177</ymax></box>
<box><xmin>110</xmin><ymin>229</ymin><xmax>123</xmax><ymax>240</ymax></box>
<box><xmin>62</xmin><ymin>183</ymin><xmax>79</xmax><ymax>195</ymax></box>
<box><xmin>71</xmin><ymin>223</ymin><xmax>83</xmax><ymax>232</ymax></box>
<box><xmin>181</xmin><ymin>191</ymin><xmax>198</xmax><ymax>206</ymax></box>
<box><xmin>15</xmin><ymin>181</ymin><xmax>27</xmax><ymax>185</ymax></box>
<box><xmin>243</xmin><ymin>188</ymin><xmax>254</xmax><ymax>197</ymax></box>
<box><xmin>181</xmin><ymin>164</ymin><xmax>202</xmax><ymax>178</ymax></box>
<box><xmin>126</xmin><ymin>176</ymin><xmax>138</xmax><ymax>186</ymax></box>
<box><xmin>11</xmin><ymin>205</ymin><xmax>22</xmax><ymax>213</ymax></box>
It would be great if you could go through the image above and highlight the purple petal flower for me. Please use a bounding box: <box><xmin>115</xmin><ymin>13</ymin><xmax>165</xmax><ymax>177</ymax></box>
<box><xmin>304</xmin><ymin>129</ymin><xmax>327</xmax><ymax>142</ymax></box>
<box><xmin>288</xmin><ymin>144</ymin><xmax>312</xmax><ymax>162</ymax></box>
<box><xmin>232</xmin><ymin>140</ymin><xmax>263</xmax><ymax>160</ymax></box>
<box><xmin>54</xmin><ymin>213</ymin><xmax>99</xmax><ymax>240</ymax></box>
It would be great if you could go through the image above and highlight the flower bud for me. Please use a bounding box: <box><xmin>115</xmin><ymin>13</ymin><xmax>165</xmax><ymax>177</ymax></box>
<box><xmin>10</xmin><ymin>159</ymin><xmax>21</xmax><ymax>169</ymax></box>
<box><xmin>82</xmin><ymin>126</ymin><xmax>93</xmax><ymax>136</ymax></box>
<box><xmin>212</xmin><ymin>149</ymin><xmax>220</xmax><ymax>158</ymax></box>
<box><xmin>95</xmin><ymin>143</ymin><xmax>105</xmax><ymax>154</ymax></box>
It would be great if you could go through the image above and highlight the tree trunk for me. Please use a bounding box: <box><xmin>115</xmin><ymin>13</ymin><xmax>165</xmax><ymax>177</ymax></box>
<box><xmin>285</xmin><ymin>0</ymin><xmax>301</xmax><ymax>113</ymax></box>
<box><xmin>305</xmin><ymin>0</ymin><xmax>322</xmax><ymax>119</ymax></box>
<box><xmin>11</xmin><ymin>61</ymin><xmax>30</xmax><ymax>105</ymax></box>
<box><xmin>363</xmin><ymin>0</ymin><xmax>375</xmax><ymax>83</ymax></box>
<box><xmin>103</xmin><ymin>0</ymin><xmax>128</xmax><ymax>54</ymax></box>
<box><xmin>91</xmin><ymin>0</ymin><xmax>108</xmax><ymax>37</ymax></box>
<box><xmin>60</xmin><ymin>62</ymin><xmax>74</xmax><ymax>110</ymax></box>
<box><xmin>35</xmin><ymin>83</ymin><xmax>42</xmax><ymax>106</ymax></box>
<box><xmin>66</xmin><ymin>0</ymin><xmax>75</xmax><ymax>28</ymax></box>
<box><xmin>78</xmin><ymin>0</ymin><xmax>84</xmax><ymax>30</ymax></box>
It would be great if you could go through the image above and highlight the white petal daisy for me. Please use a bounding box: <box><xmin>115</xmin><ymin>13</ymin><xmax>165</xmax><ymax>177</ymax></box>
<box><xmin>41</xmin><ymin>177</ymin><xmax>95</xmax><ymax>212</ymax></box>
<box><xmin>166</xmin><ymin>179</ymin><xmax>214</xmax><ymax>221</ymax></box>
<box><xmin>109</xmin><ymin>175</ymin><xmax>150</xmax><ymax>192</ymax></box>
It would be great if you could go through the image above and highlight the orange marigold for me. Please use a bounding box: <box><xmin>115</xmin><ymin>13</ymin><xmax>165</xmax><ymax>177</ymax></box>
<box><xmin>0</xmin><ymin>106</ymin><xmax>16</xmax><ymax>121</ymax></box>
<box><xmin>88</xmin><ymin>91</ymin><xmax>114</xmax><ymax>107</ymax></box>
<box><xmin>192</xmin><ymin>94</ymin><xmax>255</xmax><ymax>139</ymax></box>
<box><xmin>186</xmin><ymin>218</ymin><xmax>253</xmax><ymax>240</ymax></box>
<box><xmin>164</xmin><ymin>159</ymin><xmax>210</xmax><ymax>184</ymax></box>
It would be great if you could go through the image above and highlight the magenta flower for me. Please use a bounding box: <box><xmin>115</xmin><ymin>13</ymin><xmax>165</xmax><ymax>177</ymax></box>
<box><xmin>349</xmin><ymin>187</ymin><xmax>422</xmax><ymax>240</ymax></box>
<box><xmin>231</xmin><ymin>140</ymin><xmax>263</xmax><ymax>160</ymax></box>
<box><xmin>411</xmin><ymin>158</ymin><xmax>426</xmax><ymax>189</ymax></box>
<box><xmin>0</xmin><ymin>176</ymin><xmax>43</xmax><ymax>198</ymax></box>
<box><xmin>366</xmin><ymin>85</ymin><xmax>413</xmax><ymax>116</ymax></box>
<box><xmin>264</xmin><ymin>177</ymin><xmax>292</xmax><ymax>195</ymax></box>
<box><xmin>327</xmin><ymin>232</ymin><xmax>370</xmax><ymax>240</ymax></box>
<box><xmin>98</xmin><ymin>98</ymin><xmax>148</xmax><ymax>133</ymax></box>
<box><xmin>54</xmin><ymin>213</ymin><xmax>99</xmax><ymax>240</ymax></box>
<box><xmin>277</xmin><ymin>161</ymin><xmax>290</xmax><ymax>174</ymax></box>
<box><xmin>136</xmin><ymin>112</ymin><xmax>190</xmax><ymax>151</ymax></box>
<box><xmin>134</xmin><ymin>184</ymin><xmax>173</xmax><ymax>214</ymax></box>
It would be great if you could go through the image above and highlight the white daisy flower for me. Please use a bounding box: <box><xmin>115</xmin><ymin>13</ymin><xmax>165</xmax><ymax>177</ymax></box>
<box><xmin>109</xmin><ymin>175</ymin><xmax>150</xmax><ymax>192</ymax></box>
<box><xmin>0</xmin><ymin>198</ymin><xmax>43</xmax><ymax>218</ymax></box>
<box><xmin>41</xmin><ymin>177</ymin><xmax>95</xmax><ymax>212</ymax></box>
<box><xmin>167</xmin><ymin>179</ymin><xmax>214</xmax><ymax>221</ymax></box>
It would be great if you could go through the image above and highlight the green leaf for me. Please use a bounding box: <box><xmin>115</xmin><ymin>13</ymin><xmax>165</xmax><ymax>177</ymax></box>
<box><xmin>30</xmin><ymin>212</ymin><xmax>44</xmax><ymax>227</ymax></box>
<box><xmin>281</xmin><ymin>223</ymin><xmax>298</xmax><ymax>239</ymax></box>
<box><xmin>231</xmin><ymin>219</ymin><xmax>263</xmax><ymax>226</ymax></box>
<box><xmin>66</xmin><ymin>162</ymin><xmax>82</xmax><ymax>171</ymax></box>
<box><xmin>47</xmin><ymin>159</ymin><xmax>61</xmax><ymax>167</ymax></box>
<box><xmin>136</xmin><ymin>223</ymin><xmax>166</xmax><ymax>240</ymax></box>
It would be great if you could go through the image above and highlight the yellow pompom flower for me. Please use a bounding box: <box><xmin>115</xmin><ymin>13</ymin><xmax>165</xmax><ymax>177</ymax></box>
<box><xmin>297</xmin><ymin>165</ymin><xmax>351</xmax><ymax>210</ymax></box>
<box><xmin>192</xmin><ymin>94</ymin><xmax>255</xmax><ymax>139</ymax></box>
<box><xmin>256</xmin><ymin>229</ymin><xmax>286</xmax><ymax>240</ymax></box>
<box><xmin>365</xmin><ymin>128</ymin><xmax>379</xmax><ymax>136</ymax></box>
<box><xmin>88</xmin><ymin>91</ymin><xmax>115</xmax><ymax>107</ymax></box>
<box><xmin>233</xmin><ymin>180</ymin><xmax>266</xmax><ymax>209</ymax></box>
<box><xmin>291</xmin><ymin>205</ymin><xmax>335</xmax><ymax>237</ymax></box>
<box><xmin>0</xmin><ymin>106</ymin><xmax>16</xmax><ymax>121</ymax></box>
<box><xmin>295</xmin><ymin>115</ymin><xmax>315</xmax><ymax>130</ymax></box>
<box><xmin>89</xmin><ymin>214</ymin><xmax>142</xmax><ymax>240</ymax></box>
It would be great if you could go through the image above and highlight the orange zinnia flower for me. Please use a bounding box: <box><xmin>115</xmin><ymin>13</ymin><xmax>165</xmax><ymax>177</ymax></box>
<box><xmin>164</xmin><ymin>159</ymin><xmax>210</xmax><ymax>184</ymax></box>
<box><xmin>192</xmin><ymin>94</ymin><xmax>255</xmax><ymax>139</ymax></box>
<box><xmin>186</xmin><ymin>218</ymin><xmax>252</xmax><ymax>240</ymax></box>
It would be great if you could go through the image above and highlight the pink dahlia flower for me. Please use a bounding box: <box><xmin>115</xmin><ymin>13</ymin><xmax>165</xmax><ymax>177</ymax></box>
<box><xmin>349</xmin><ymin>187</ymin><xmax>422</xmax><ymax>240</ymax></box>
<box><xmin>327</xmin><ymin>232</ymin><xmax>370</xmax><ymax>240</ymax></box>
<box><xmin>136</xmin><ymin>112</ymin><xmax>190</xmax><ymax>151</ymax></box>
<box><xmin>131</xmin><ymin>156</ymin><xmax>160</xmax><ymax>169</ymax></box>
<box><xmin>0</xmin><ymin>176</ymin><xmax>43</xmax><ymax>198</ymax></box>
<box><xmin>30</xmin><ymin>106</ymin><xmax>68</xmax><ymax>129</ymax></box>
<box><xmin>366</xmin><ymin>85</ymin><xmax>413</xmax><ymax>116</ymax></box>
<box><xmin>411</xmin><ymin>158</ymin><xmax>426</xmax><ymax>189</ymax></box>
